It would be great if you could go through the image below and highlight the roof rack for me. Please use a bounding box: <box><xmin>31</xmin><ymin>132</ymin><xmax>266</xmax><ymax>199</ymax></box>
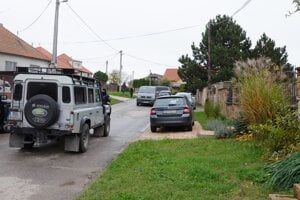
<box><xmin>15</xmin><ymin>67</ymin><xmax>100</xmax><ymax>87</ymax></box>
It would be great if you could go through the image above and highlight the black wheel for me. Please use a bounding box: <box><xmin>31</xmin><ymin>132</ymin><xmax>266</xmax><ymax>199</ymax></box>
<box><xmin>24</xmin><ymin>94</ymin><xmax>59</xmax><ymax>128</ymax></box>
<box><xmin>23</xmin><ymin>142</ymin><xmax>34</xmax><ymax>149</ymax></box>
<box><xmin>103</xmin><ymin>117</ymin><xmax>110</xmax><ymax>137</ymax></box>
<box><xmin>150</xmin><ymin>125</ymin><xmax>157</xmax><ymax>132</ymax></box>
<box><xmin>187</xmin><ymin>123</ymin><xmax>193</xmax><ymax>131</ymax></box>
<box><xmin>79</xmin><ymin>124</ymin><xmax>90</xmax><ymax>153</ymax></box>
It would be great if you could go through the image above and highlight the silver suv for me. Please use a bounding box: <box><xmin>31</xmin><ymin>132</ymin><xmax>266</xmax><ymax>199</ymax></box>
<box><xmin>8</xmin><ymin>67</ymin><xmax>111</xmax><ymax>153</ymax></box>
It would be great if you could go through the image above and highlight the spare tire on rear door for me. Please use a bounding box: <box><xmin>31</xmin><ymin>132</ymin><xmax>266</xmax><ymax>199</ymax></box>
<box><xmin>24</xmin><ymin>94</ymin><xmax>59</xmax><ymax>129</ymax></box>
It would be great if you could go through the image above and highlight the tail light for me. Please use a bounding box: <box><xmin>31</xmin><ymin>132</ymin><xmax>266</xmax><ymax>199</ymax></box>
<box><xmin>183</xmin><ymin>107</ymin><xmax>190</xmax><ymax>114</ymax></box>
<box><xmin>69</xmin><ymin>111</ymin><xmax>74</xmax><ymax>125</ymax></box>
<box><xmin>150</xmin><ymin>108</ymin><xmax>156</xmax><ymax>115</ymax></box>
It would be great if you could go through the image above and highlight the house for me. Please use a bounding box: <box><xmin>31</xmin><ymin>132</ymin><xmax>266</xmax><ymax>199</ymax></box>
<box><xmin>0</xmin><ymin>24</ymin><xmax>93</xmax><ymax>86</ymax></box>
<box><xmin>162</xmin><ymin>68</ymin><xmax>184</xmax><ymax>88</ymax></box>
<box><xmin>0</xmin><ymin>24</ymin><xmax>50</xmax><ymax>72</ymax></box>
<box><xmin>36</xmin><ymin>47</ymin><xmax>92</xmax><ymax>77</ymax></box>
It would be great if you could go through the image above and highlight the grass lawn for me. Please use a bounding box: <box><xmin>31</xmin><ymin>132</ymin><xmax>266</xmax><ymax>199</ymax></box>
<box><xmin>193</xmin><ymin>112</ymin><xmax>208</xmax><ymax>127</ymax></box>
<box><xmin>76</xmin><ymin>137</ymin><xmax>271</xmax><ymax>200</ymax></box>
<box><xmin>109</xmin><ymin>91</ymin><xmax>135</xmax><ymax>99</ymax></box>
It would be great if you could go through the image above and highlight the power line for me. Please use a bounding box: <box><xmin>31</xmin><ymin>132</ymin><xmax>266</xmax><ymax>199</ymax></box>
<box><xmin>65</xmin><ymin>3</ymin><xmax>118</xmax><ymax>52</ymax></box>
<box><xmin>79</xmin><ymin>52</ymin><xmax>119</xmax><ymax>61</ymax></box>
<box><xmin>231</xmin><ymin>0</ymin><xmax>253</xmax><ymax>17</ymax></box>
<box><xmin>18</xmin><ymin>0</ymin><xmax>52</xmax><ymax>34</ymax></box>
<box><xmin>103</xmin><ymin>24</ymin><xmax>202</xmax><ymax>42</ymax></box>
<box><xmin>125</xmin><ymin>53</ymin><xmax>177</xmax><ymax>68</ymax></box>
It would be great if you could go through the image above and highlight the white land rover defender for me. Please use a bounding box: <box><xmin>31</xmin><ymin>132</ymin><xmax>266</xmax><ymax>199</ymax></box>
<box><xmin>8</xmin><ymin>67</ymin><xmax>111</xmax><ymax>153</ymax></box>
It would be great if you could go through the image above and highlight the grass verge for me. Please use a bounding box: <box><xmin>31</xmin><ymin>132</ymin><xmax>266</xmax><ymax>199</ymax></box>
<box><xmin>109</xmin><ymin>91</ymin><xmax>135</xmax><ymax>98</ymax></box>
<box><xmin>76</xmin><ymin>138</ymin><xmax>270</xmax><ymax>200</ymax></box>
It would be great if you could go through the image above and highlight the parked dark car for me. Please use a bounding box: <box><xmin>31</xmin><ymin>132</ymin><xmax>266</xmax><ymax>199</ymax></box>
<box><xmin>150</xmin><ymin>95</ymin><xmax>194</xmax><ymax>132</ymax></box>
<box><xmin>175</xmin><ymin>92</ymin><xmax>196</xmax><ymax>110</ymax></box>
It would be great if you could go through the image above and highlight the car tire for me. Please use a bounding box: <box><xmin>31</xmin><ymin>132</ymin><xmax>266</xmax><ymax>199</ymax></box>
<box><xmin>103</xmin><ymin>117</ymin><xmax>110</xmax><ymax>137</ymax></box>
<box><xmin>79</xmin><ymin>123</ymin><xmax>90</xmax><ymax>153</ymax></box>
<box><xmin>150</xmin><ymin>125</ymin><xmax>156</xmax><ymax>132</ymax></box>
<box><xmin>23</xmin><ymin>142</ymin><xmax>34</xmax><ymax>149</ymax></box>
<box><xmin>187</xmin><ymin>124</ymin><xmax>193</xmax><ymax>131</ymax></box>
<box><xmin>24</xmin><ymin>94</ymin><xmax>59</xmax><ymax>128</ymax></box>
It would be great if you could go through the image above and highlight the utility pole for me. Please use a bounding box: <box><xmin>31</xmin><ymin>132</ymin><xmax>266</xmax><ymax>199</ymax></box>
<box><xmin>119</xmin><ymin>50</ymin><xmax>123</xmax><ymax>92</ymax></box>
<box><xmin>105</xmin><ymin>60</ymin><xmax>108</xmax><ymax>75</ymax></box>
<box><xmin>149</xmin><ymin>70</ymin><xmax>152</xmax><ymax>86</ymax></box>
<box><xmin>207</xmin><ymin>22</ymin><xmax>211</xmax><ymax>90</ymax></box>
<box><xmin>51</xmin><ymin>0</ymin><xmax>67</xmax><ymax>68</ymax></box>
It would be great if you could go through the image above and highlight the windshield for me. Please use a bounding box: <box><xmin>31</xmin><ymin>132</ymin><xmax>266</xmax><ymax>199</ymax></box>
<box><xmin>139</xmin><ymin>87</ymin><xmax>155</xmax><ymax>93</ymax></box>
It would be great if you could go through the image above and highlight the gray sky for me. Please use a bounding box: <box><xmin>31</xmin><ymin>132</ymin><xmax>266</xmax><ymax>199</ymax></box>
<box><xmin>1</xmin><ymin>0</ymin><xmax>299</xmax><ymax>80</ymax></box>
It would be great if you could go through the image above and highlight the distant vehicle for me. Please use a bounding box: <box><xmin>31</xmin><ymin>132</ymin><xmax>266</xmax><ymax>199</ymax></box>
<box><xmin>155</xmin><ymin>86</ymin><xmax>170</xmax><ymax>97</ymax></box>
<box><xmin>136</xmin><ymin>86</ymin><xmax>156</xmax><ymax>106</ymax></box>
<box><xmin>150</xmin><ymin>95</ymin><xmax>194</xmax><ymax>132</ymax></box>
<box><xmin>175</xmin><ymin>92</ymin><xmax>196</xmax><ymax>110</ymax></box>
<box><xmin>158</xmin><ymin>90</ymin><xmax>171</xmax><ymax>97</ymax></box>
<box><xmin>136</xmin><ymin>86</ymin><xmax>171</xmax><ymax>106</ymax></box>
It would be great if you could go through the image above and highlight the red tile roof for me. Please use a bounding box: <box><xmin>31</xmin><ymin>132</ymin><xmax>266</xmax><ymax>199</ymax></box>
<box><xmin>35</xmin><ymin>47</ymin><xmax>52</xmax><ymax>60</ymax></box>
<box><xmin>163</xmin><ymin>68</ymin><xmax>180</xmax><ymax>82</ymax></box>
<box><xmin>0</xmin><ymin>24</ymin><xmax>49</xmax><ymax>61</ymax></box>
<box><xmin>36</xmin><ymin>48</ymin><xmax>92</xmax><ymax>74</ymax></box>
<box><xmin>57</xmin><ymin>54</ymin><xmax>92</xmax><ymax>74</ymax></box>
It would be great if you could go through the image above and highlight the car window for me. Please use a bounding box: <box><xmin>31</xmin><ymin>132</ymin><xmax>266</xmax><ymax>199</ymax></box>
<box><xmin>13</xmin><ymin>83</ymin><xmax>23</xmax><ymax>101</ymax></box>
<box><xmin>74</xmin><ymin>86</ymin><xmax>87</xmax><ymax>104</ymax></box>
<box><xmin>62</xmin><ymin>86</ymin><xmax>71</xmax><ymax>103</ymax></box>
<box><xmin>139</xmin><ymin>87</ymin><xmax>155</xmax><ymax>93</ymax></box>
<box><xmin>88</xmin><ymin>88</ymin><xmax>94</xmax><ymax>103</ymax></box>
<box><xmin>27</xmin><ymin>82</ymin><xmax>58</xmax><ymax>101</ymax></box>
<box><xmin>155</xmin><ymin>98</ymin><xmax>184</xmax><ymax>106</ymax></box>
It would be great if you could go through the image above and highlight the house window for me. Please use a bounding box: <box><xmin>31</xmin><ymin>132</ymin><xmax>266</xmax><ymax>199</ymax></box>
<box><xmin>5</xmin><ymin>61</ymin><xmax>17</xmax><ymax>71</ymax></box>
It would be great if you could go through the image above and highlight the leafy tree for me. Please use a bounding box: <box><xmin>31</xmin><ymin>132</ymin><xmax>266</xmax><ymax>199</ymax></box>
<box><xmin>133</xmin><ymin>78</ymin><xmax>150</xmax><ymax>88</ymax></box>
<box><xmin>160</xmin><ymin>79</ymin><xmax>171</xmax><ymax>87</ymax></box>
<box><xmin>252</xmin><ymin>33</ymin><xmax>288</xmax><ymax>67</ymax></box>
<box><xmin>193</xmin><ymin>15</ymin><xmax>252</xmax><ymax>83</ymax></box>
<box><xmin>288</xmin><ymin>0</ymin><xmax>300</xmax><ymax>15</ymax></box>
<box><xmin>178</xmin><ymin>55</ymin><xmax>208</xmax><ymax>93</ymax></box>
<box><xmin>93</xmin><ymin>70</ymin><xmax>108</xmax><ymax>85</ymax></box>
<box><xmin>109</xmin><ymin>70</ymin><xmax>120</xmax><ymax>85</ymax></box>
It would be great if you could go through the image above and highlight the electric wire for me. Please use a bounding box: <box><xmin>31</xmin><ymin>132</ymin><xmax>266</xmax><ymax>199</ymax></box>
<box><xmin>125</xmin><ymin>53</ymin><xmax>177</xmax><ymax>68</ymax></box>
<box><xmin>231</xmin><ymin>0</ymin><xmax>253</xmax><ymax>17</ymax></box>
<box><xmin>65</xmin><ymin>2</ymin><xmax>118</xmax><ymax>52</ymax></box>
<box><xmin>18</xmin><ymin>0</ymin><xmax>52</xmax><ymax>33</ymax></box>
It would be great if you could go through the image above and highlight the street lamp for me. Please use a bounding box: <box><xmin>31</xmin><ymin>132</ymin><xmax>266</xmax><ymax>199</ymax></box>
<box><xmin>51</xmin><ymin>0</ymin><xmax>68</xmax><ymax>68</ymax></box>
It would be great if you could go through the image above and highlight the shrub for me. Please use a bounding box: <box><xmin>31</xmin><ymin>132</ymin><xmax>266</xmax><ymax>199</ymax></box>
<box><xmin>234</xmin><ymin>58</ymin><xmax>291</xmax><ymax>125</ymax></box>
<box><xmin>249</xmin><ymin>110</ymin><xmax>300</xmax><ymax>156</ymax></box>
<box><xmin>204</xmin><ymin>119</ymin><xmax>234</xmax><ymax>138</ymax></box>
<box><xmin>232</xmin><ymin>112</ymin><xmax>249</xmax><ymax>135</ymax></box>
<box><xmin>204</xmin><ymin>99</ymin><xmax>222</xmax><ymax>119</ymax></box>
<box><xmin>265</xmin><ymin>152</ymin><xmax>300</xmax><ymax>190</ymax></box>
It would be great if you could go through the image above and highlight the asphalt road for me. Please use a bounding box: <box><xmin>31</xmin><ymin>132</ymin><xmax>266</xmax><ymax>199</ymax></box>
<box><xmin>0</xmin><ymin>98</ymin><xmax>150</xmax><ymax>200</ymax></box>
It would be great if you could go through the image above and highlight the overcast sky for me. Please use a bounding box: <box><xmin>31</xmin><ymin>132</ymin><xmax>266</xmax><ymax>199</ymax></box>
<box><xmin>1</xmin><ymin>0</ymin><xmax>299</xmax><ymax>80</ymax></box>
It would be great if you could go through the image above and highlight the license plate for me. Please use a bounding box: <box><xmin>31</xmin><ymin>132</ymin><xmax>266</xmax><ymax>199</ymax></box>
<box><xmin>163</xmin><ymin>110</ymin><xmax>176</xmax><ymax>114</ymax></box>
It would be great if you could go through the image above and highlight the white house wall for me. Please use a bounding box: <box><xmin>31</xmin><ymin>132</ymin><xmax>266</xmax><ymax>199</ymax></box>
<box><xmin>0</xmin><ymin>54</ymin><xmax>49</xmax><ymax>71</ymax></box>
